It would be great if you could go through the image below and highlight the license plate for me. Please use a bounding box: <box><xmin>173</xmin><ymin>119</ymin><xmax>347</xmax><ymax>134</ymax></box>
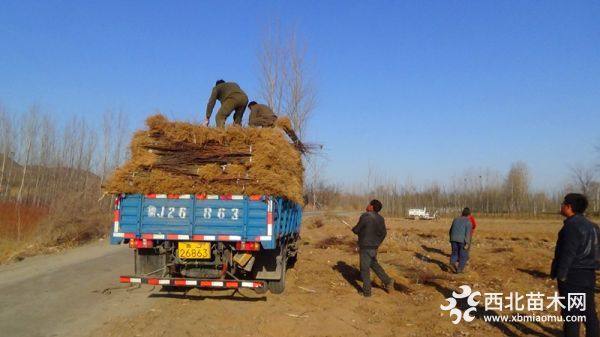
<box><xmin>178</xmin><ymin>242</ymin><xmax>211</xmax><ymax>259</ymax></box>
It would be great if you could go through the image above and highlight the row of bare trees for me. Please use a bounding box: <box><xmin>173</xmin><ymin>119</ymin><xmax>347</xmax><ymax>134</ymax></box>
<box><xmin>0</xmin><ymin>106</ymin><xmax>129</xmax><ymax>205</ymax></box>
<box><xmin>258</xmin><ymin>24</ymin><xmax>316</xmax><ymax>140</ymax></box>
<box><xmin>0</xmin><ymin>105</ymin><xmax>129</xmax><ymax>240</ymax></box>
<box><xmin>306</xmin><ymin>161</ymin><xmax>600</xmax><ymax>217</ymax></box>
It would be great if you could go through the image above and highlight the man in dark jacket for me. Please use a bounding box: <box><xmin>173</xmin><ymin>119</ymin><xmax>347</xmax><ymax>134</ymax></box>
<box><xmin>204</xmin><ymin>79</ymin><xmax>249</xmax><ymax>127</ymax></box>
<box><xmin>352</xmin><ymin>199</ymin><xmax>394</xmax><ymax>297</ymax></box>
<box><xmin>551</xmin><ymin>193</ymin><xmax>600</xmax><ymax>337</ymax></box>
<box><xmin>449</xmin><ymin>208</ymin><xmax>473</xmax><ymax>273</ymax></box>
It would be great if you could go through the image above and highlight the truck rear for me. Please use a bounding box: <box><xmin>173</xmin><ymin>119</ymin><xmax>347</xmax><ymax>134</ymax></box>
<box><xmin>111</xmin><ymin>193</ymin><xmax>302</xmax><ymax>294</ymax></box>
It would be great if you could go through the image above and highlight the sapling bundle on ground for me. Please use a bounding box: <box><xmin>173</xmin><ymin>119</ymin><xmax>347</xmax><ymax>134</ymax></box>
<box><xmin>103</xmin><ymin>114</ymin><xmax>304</xmax><ymax>204</ymax></box>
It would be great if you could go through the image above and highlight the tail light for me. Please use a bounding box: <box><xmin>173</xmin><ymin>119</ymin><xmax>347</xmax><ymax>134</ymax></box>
<box><xmin>129</xmin><ymin>238</ymin><xmax>154</xmax><ymax>249</ymax></box>
<box><xmin>235</xmin><ymin>242</ymin><xmax>261</xmax><ymax>251</ymax></box>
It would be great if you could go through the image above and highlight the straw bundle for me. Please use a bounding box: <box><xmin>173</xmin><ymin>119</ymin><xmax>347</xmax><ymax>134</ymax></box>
<box><xmin>103</xmin><ymin>114</ymin><xmax>304</xmax><ymax>204</ymax></box>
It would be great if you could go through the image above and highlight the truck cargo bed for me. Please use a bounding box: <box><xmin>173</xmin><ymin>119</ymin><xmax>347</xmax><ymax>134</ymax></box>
<box><xmin>111</xmin><ymin>194</ymin><xmax>302</xmax><ymax>249</ymax></box>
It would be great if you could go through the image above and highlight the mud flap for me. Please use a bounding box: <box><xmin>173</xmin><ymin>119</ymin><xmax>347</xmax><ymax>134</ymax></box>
<box><xmin>134</xmin><ymin>248</ymin><xmax>166</xmax><ymax>275</ymax></box>
<box><xmin>254</xmin><ymin>250</ymin><xmax>285</xmax><ymax>280</ymax></box>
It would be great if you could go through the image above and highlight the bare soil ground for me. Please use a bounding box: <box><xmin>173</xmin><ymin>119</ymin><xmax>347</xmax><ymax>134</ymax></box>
<box><xmin>91</xmin><ymin>214</ymin><xmax>600</xmax><ymax>337</ymax></box>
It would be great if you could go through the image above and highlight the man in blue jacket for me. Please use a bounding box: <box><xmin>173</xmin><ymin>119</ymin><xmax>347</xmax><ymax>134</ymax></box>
<box><xmin>551</xmin><ymin>193</ymin><xmax>599</xmax><ymax>337</ymax></box>
<box><xmin>449</xmin><ymin>208</ymin><xmax>472</xmax><ymax>273</ymax></box>
<box><xmin>352</xmin><ymin>199</ymin><xmax>394</xmax><ymax>297</ymax></box>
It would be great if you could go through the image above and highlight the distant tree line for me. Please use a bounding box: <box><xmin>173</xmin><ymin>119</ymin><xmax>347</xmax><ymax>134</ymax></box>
<box><xmin>0</xmin><ymin>104</ymin><xmax>129</xmax><ymax>240</ymax></box>
<box><xmin>305</xmin><ymin>161</ymin><xmax>600</xmax><ymax>218</ymax></box>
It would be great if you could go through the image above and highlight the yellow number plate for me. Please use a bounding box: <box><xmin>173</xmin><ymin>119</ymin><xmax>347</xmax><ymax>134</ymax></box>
<box><xmin>178</xmin><ymin>242</ymin><xmax>211</xmax><ymax>259</ymax></box>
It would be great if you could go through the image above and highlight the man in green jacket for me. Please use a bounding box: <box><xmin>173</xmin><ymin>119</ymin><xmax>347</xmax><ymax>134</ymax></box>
<box><xmin>247</xmin><ymin>101</ymin><xmax>278</xmax><ymax>127</ymax></box>
<box><xmin>204</xmin><ymin>79</ymin><xmax>249</xmax><ymax>127</ymax></box>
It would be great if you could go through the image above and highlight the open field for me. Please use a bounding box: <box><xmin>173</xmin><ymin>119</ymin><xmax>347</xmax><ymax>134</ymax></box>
<box><xmin>87</xmin><ymin>213</ymin><xmax>599</xmax><ymax>337</ymax></box>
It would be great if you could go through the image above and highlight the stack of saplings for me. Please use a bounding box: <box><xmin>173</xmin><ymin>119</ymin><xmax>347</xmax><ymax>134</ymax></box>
<box><xmin>103</xmin><ymin>114</ymin><xmax>304</xmax><ymax>204</ymax></box>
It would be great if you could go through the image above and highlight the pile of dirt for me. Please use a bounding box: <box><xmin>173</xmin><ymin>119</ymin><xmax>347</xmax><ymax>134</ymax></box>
<box><xmin>103</xmin><ymin>114</ymin><xmax>304</xmax><ymax>204</ymax></box>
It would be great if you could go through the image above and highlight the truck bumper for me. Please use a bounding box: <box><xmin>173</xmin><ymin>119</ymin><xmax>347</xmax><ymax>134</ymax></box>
<box><xmin>119</xmin><ymin>276</ymin><xmax>265</xmax><ymax>289</ymax></box>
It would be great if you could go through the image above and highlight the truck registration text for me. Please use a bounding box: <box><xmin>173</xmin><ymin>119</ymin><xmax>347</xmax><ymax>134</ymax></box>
<box><xmin>147</xmin><ymin>206</ymin><xmax>240</xmax><ymax>220</ymax></box>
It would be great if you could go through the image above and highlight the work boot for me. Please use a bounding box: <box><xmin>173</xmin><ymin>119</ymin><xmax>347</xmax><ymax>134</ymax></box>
<box><xmin>384</xmin><ymin>280</ymin><xmax>395</xmax><ymax>293</ymax></box>
<box><xmin>362</xmin><ymin>291</ymin><xmax>372</xmax><ymax>298</ymax></box>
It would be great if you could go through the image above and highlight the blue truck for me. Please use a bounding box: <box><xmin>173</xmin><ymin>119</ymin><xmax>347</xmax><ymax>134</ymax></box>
<box><xmin>111</xmin><ymin>193</ymin><xmax>302</xmax><ymax>294</ymax></box>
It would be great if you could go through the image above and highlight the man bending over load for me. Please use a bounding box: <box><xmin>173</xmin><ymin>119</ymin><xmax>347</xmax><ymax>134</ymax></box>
<box><xmin>248</xmin><ymin>101</ymin><xmax>278</xmax><ymax>128</ymax></box>
<box><xmin>204</xmin><ymin>79</ymin><xmax>249</xmax><ymax>127</ymax></box>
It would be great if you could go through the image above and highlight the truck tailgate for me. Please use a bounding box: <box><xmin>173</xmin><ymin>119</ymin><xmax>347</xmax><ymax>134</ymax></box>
<box><xmin>114</xmin><ymin>194</ymin><xmax>273</xmax><ymax>244</ymax></box>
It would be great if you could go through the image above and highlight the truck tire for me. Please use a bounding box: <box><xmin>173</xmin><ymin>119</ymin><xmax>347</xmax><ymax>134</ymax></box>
<box><xmin>287</xmin><ymin>255</ymin><xmax>297</xmax><ymax>269</ymax></box>
<box><xmin>268</xmin><ymin>260</ymin><xmax>287</xmax><ymax>294</ymax></box>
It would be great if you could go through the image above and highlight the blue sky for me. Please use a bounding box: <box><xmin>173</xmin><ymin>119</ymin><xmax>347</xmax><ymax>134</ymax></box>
<box><xmin>1</xmin><ymin>1</ymin><xmax>599</xmax><ymax>191</ymax></box>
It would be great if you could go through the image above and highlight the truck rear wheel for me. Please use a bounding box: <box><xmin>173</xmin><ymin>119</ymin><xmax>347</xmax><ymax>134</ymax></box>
<box><xmin>267</xmin><ymin>261</ymin><xmax>286</xmax><ymax>294</ymax></box>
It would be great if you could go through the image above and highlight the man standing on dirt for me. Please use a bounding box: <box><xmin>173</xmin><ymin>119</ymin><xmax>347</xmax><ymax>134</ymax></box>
<box><xmin>551</xmin><ymin>193</ymin><xmax>600</xmax><ymax>337</ymax></box>
<box><xmin>449</xmin><ymin>208</ymin><xmax>472</xmax><ymax>273</ymax></box>
<box><xmin>204</xmin><ymin>79</ymin><xmax>249</xmax><ymax>127</ymax></box>
<box><xmin>352</xmin><ymin>199</ymin><xmax>394</xmax><ymax>297</ymax></box>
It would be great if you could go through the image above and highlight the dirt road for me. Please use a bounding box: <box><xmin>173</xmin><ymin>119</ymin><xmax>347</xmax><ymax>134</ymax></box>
<box><xmin>0</xmin><ymin>241</ymin><xmax>153</xmax><ymax>337</ymax></box>
<box><xmin>2</xmin><ymin>215</ymin><xmax>598</xmax><ymax>337</ymax></box>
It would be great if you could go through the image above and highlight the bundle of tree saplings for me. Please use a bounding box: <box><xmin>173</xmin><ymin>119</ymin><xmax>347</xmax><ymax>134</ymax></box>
<box><xmin>103</xmin><ymin>114</ymin><xmax>304</xmax><ymax>204</ymax></box>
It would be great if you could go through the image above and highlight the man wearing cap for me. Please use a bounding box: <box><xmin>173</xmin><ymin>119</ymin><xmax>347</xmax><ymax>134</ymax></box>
<box><xmin>204</xmin><ymin>79</ymin><xmax>249</xmax><ymax>127</ymax></box>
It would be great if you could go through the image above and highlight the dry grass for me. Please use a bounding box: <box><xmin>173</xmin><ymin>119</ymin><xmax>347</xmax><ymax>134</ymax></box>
<box><xmin>315</xmin><ymin>235</ymin><xmax>357</xmax><ymax>252</ymax></box>
<box><xmin>0</xmin><ymin>190</ymin><xmax>111</xmax><ymax>264</ymax></box>
<box><xmin>104</xmin><ymin>114</ymin><xmax>304</xmax><ymax>204</ymax></box>
<box><xmin>307</xmin><ymin>217</ymin><xmax>325</xmax><ymax>229</ymax></box>
<box><xmin>0</xmin><ymin>202</ymin><xmax>49</xmax><ymax>239</ymax></box>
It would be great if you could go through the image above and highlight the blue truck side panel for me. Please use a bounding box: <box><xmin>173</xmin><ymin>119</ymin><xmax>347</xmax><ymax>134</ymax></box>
<box><xmin>112</xmin><ymin>194</ymin><xmax>302</xmax><ymax>249</ymax></box>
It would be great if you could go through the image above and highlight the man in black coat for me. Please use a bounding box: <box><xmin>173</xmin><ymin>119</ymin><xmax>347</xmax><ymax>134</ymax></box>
<box><xmin>352</xmin><ymin>199</ymin><xmax>394</xmax><ymax>297</ymax></box>
<box><xmin>551</xmin><ymin>193</ymin><xmax>600</xmax><ymax>337</ymax></box>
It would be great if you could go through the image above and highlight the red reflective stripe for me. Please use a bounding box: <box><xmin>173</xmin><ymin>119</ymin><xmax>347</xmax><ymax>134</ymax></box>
<box><xmin>113</xmin><ymin>210</ymin><xmax>119</xmax><ymax>222</ymax></box>
<box><xmin>249</xmin><ymin>195</ymin><xmax>262</xmax><ymax>201</ymax></box>
<box><xmin>200</xmin><ymin>281</ymin><xmax>212</xmax><ymax>287</ymax></box>
<box><xmin>225</xmin><ymin>282</ymin><xmax>238</xmax><ymax>288</ymax></box>
<box><xmin>195</xmin><ymin>194</ymin><xmax>206</xmax><ymax>200</ymax></box>
<box><xmin>218</xmin><ymin>235</ymin><xmax>229</xmax><ymax>241</ymax></box>
<box><xmin>192</xmin><ymin>235</ymin><xmax>204</xmax><ymax>240</ymax></box>
<box><xmin>267</xmin><ymin>213</ymin><xmax>273</xmax><ymax>224</ymax></box>
<box><xmin>167</xmin><ymin>194</ymin><xmax>180</xmax><ymax>199</ymax></box>
<box><xmin>220</xmin><ymin>194</ymin><xmax>232</xmax><ymax>200</ymax></box>
<box><xmin>124</xmin><ymin>233</ymin><xmax>136</xmax><ymax>239</ymax></box>
<box><xmin>119</xmin><ymin>277</ymin><xmax>130</xmax><ymax>283</ymax></box>
<box><xmin>141</xmin><ymin>234</ymin><xmax>153</xmax><ymax>239</ymax></box>
<box><xmin>146</xmin><ymin>194</ymin><xmax>157</xmax><ymax>199</ymax></box>
<box><xmin>254</xmin><ymin>282</ymin><xmax>263</xmax><ymax>288</ymax></box>
<box><xmin>174</xmin><ymin>279</ymin><xmax>187</xmax><ymax>286</ymax></box>
<box><xmin>147</xmin><ymin>278</ymin><xmax>159</xmax><ymax>285</ymax></box>
<box><xmin>166</xmin><ymin>234</ymin><xmax>178</xmax><ymax>240</ymax></box>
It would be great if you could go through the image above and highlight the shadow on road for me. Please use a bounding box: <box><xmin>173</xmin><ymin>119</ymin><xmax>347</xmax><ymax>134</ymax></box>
<box><xmin>149</xmin><ymin>291</ymin><xmax>267</xmax><ymax>302</ymax></box>
<box><xmin>332</xmin><ymin>261</ymin><xmax>362</xmax><ymax>293</ymax></box>
<box><xmin>414</xmin><ymin>252</ymin><xmax>449</xmax><ymax>272</ymax></box>
<box><xmin>332</xmin><ymin>260</ymin><xmax>407</xmax><ymax>294</ymax></box>
<box><xmin>421</xmin><ymin>244</ymin><xmax>451</xmax><ymax>258</ymax></box>
<box><xmin>517</xmin><ymin>268</ymin><xmax>550</xmax><ymax>279</ymax></box>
